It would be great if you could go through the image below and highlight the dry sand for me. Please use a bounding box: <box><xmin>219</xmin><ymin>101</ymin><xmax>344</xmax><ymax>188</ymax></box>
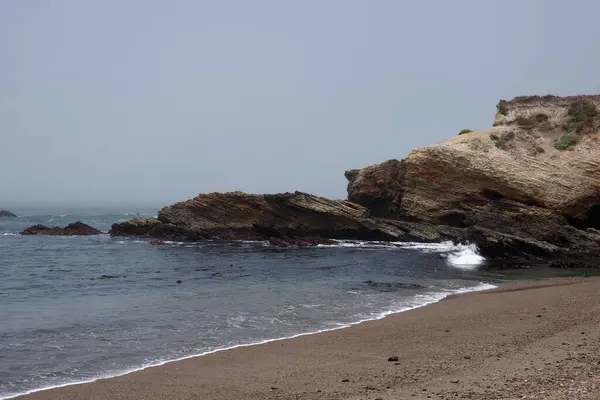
<box><xmin>13</xmin><ymin>277</ymin><xmax>600</xmax><ymax>400</ymax></box>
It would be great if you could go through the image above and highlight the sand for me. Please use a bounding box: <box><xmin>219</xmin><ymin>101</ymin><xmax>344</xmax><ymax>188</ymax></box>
<box><xmin>13</xmin><ymin>277</ymin><xmax>600</xmax><ymax>400</ymax></box>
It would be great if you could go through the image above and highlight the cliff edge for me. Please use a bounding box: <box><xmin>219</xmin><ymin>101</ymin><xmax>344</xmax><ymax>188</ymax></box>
<box><xmin>347</xmin><ymin>95</ymin><xmax>600</xmax><ymax>257</ymax></box>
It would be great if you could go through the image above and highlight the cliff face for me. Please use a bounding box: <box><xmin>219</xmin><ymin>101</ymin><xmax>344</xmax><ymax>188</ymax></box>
<box><xmin>347</xmin><ymin>95</ymin><xmax>600</xmax><ymax>257</ymax></box>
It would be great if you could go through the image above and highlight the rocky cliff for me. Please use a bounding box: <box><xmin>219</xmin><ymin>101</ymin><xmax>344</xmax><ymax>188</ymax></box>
<box><xmin>111</xmin><ymin>95</ymin><xmax>600</xmax><ymax>259</ymax></box>
<box><xmin>0</xmin><ymin>210</ymin><xmax>16</xmax><ymax>218</ymax></box>
<box><xmin>347</xmin><ymin>95</ymin><xmax>600</xmax><ymax>257</ymax></box>
<box><xmin>110</xmin><ymin>191</ymin><xmax>464</xmax><ymax>246</ymax></box>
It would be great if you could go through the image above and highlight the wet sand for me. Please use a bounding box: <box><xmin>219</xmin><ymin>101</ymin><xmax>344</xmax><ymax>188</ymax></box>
<box><xmin>14</xmin><ymin>277</ymin><xmax>600</xmax><ymax>400</ymax></box>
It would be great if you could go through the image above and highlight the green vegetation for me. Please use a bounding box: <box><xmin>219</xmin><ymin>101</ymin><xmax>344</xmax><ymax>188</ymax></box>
<box><xmin>512</xmin><ymin>113</ymin><xmax>549</xmax><ymax>129</ymax></box>
<box><xmin>497</xmin><ymin>102</ymin><xmax>509</xmax><ymax>116</ymax></box>
<box><xmin>494</xmin><ymin>139</ymin><xmax>506</xmax><ymax>149</ymax></box>
<box><xmin>554</xmin><ymin>134</ymin><xmax>577</xmax><ymax>151</ymax></box>
<box><xmin>458</xmin><ymin>129</ymin><xmax>473</xmax><ymax>135</ymax></box>
<box><xmin>567</xmin><ymin>100</ymin><xmax>598</xmax><ymax>133</ymax></box>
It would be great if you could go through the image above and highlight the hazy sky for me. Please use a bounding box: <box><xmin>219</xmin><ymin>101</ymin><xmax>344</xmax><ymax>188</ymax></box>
<box><xmin>2</xmin><ymin>0</ymin><xmax>600</xmax><ymax>206</ymax></box>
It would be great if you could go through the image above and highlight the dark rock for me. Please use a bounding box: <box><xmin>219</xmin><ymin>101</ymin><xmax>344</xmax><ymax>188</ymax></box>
<box><xmin>177</xmin><ymin>280</ymin><xmax>183</xmax><ymax>284</ymax></box>
<box><xmin>21</xmin><ymin>222</ymin><xmax>101</xmax><ymax>236</ymax></box>
<box><xmin>387</xmin><ymin>356</ymin><xmax>399</xmax><ymax>362</ymax></box>
<box><xmin>0</xmin><ymin>210</ymin><xmax>16</xmax><ymax>218</ymax></box>
<box><xmin>110</xmin><ymin>192</ymin><xmax>436</xmax><ymax>244</ymax></box>
<box><xmin>341</xmin><ymin>379</ymin><xmax>349</xmax><ymax>383</ymax></box>
<box><xmin>94</xmin><ymin>275</ymin><xmax>120</xmax><ymax>280</ymax></box>
<box><xmin>450</xmin><ymin>379</ymin><xmax>460</xmax><ymax>384</ymax></box>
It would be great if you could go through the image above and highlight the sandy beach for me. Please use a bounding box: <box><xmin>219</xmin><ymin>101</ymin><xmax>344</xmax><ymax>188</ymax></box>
<box><xmin>13</xmin><ymin>277</ymin><xmax>600</xmax><ymax>400</ymax></box>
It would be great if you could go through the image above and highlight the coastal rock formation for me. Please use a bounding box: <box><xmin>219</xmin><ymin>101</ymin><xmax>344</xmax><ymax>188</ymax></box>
<box><xmin>347</xmin><ymin>95</ymin><xmax>600</xmax><ymax>257</ymax></box>
<box><xmin>0</xmin><ymin>210</ymin><xmax>17</xmax><ymax>218</ymax></box>
<box><xmin>110</xmin><ymin>191</ymin><xmax>461</xmax><ymax>245</ymax></box>
<box><xmin>21</xmin><ymin>221</ymin><xmax>102</xmax><ymax>236</ymax></box>
<box><xmin>111</xmin><ymin>94</ymin><xmax>600</xmax><ymax>259</ymax></box>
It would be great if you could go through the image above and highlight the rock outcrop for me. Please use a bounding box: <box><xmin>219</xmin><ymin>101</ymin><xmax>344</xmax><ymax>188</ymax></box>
<box><xmin>111</xmin><ymin>94</ymin><xmax>600</xmax><ymax>259</ymax></box>
<box><xmin>347</xmin><ymin>95</ymin><xmax>600</xmax><ymax>258</ymax></box>
<box><xmin>0</xmin><ymin>210</ymin><xmax>17</xmax><ymax>218</ymax></box>
<box><xmin>21</xmin><ymin>221</ymin><xmax>102</xmax><ymax>236</ymax></box>
<box><xmin>110</xmin><ymin>191</ymin><xmax>464</xmax><ymax>245</ymax></box>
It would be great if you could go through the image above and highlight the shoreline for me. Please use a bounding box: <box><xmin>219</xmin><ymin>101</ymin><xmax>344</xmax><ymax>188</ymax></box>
<box><xmin>10</xmin><ymin>276</ymin><xmax>600</xmax><ymax>399</ymax></box>
<box><xmin>2</xmin><ymin>281</ymin><xmax>496</xmax><ymax>400</ymax></box>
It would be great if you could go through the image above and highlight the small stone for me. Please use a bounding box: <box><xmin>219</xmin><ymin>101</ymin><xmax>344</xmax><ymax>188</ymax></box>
<box><xmin>450</xmin><ymin>379</ymin><xmax>460</xmax><ymax>383</ymax></box>
<box><xmin>177</xmin><ymin>280</ymin><xmax>183</xmax><ymax>284</ymax></box>
<box><xmin>464</xmin><ymin>356</ymin><xmax>471</xmax><ymax>360</ymax></box>
<box><xmin>270</xmin><ymin>386</ymin><xmax>277</xmax><ymax>390</ymax></box>
<box><xmin>342</xmin><ymin>379</ymin><xmax>349</xmax><ymax>383</ymax></box>
<box><xmin>388</xmin><ymin>356</ymin><xmax>399</xmax><ymax>362</ymax></box>
<box><xmin>536</xmin><ymin>315</ymin><xmax>542</xmax><ymax>318</ymax></box>
<box><xmin>394</xmin><ymin>362</ymin><xmax>401</xmax><ymax>365</ymax></box>
<box><xmin>445</xmin><ymin>329</ymin><xmax>450</xmax><ymax>332</ymax></box>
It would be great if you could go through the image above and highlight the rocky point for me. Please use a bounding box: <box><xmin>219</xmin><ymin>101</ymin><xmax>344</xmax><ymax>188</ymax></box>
<box><xmin>108</xmin><ymin>94</ymin><xmax>600</xmax><ymax>259</ymax></box>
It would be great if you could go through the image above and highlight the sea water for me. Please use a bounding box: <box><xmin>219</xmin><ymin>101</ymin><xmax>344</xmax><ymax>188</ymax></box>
<box><xmin>0</xmin><ymin>206</ymin><xmax>558</xmax><ymax>399</ymax></box>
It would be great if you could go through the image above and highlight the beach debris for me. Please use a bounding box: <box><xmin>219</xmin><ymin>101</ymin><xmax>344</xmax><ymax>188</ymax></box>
<box><xmin>341</xmin><ymin>379</ymin><xmax>349</xmax><ymax>383</ymax></box>
<box><xmin>464</xmin><ymin>355</ymin><xmax>471</xmax><ymax>360</ymax></box>
<box><xmin>177</xmin><ymin>280</ymin><xmax>183</xmax><ymax>284</ymax></box>
<box><xmin>387</xmin><ymin>356</ymin><xmax>399</xmax><ymax>362</ymax></box>
<box><xmin>536</xmin><ymin>314</ymin><xmax>542</xmax><ymax>318</ymax></box>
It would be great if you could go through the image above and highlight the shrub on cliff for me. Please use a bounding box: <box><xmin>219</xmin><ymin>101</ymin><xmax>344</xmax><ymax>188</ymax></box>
<box><xmin>567</xmin><ymin>100</ymin><xmax>598</xmax><ymax>133</ymax></box>
<box><xmin>497</xmin><ymin>102</ymin><xmax>509</xmax><ymax>116</ymax></box>
<box><xmin>458</xmin><ymin>129</ymin><xmax>473</xmax><ymax>135</ymax></box>
<box><xmin>554</xmin><ymin>134</ymin><xmax>577</xmax><ymax>151</ymax></box>
<box><xmin>512</xmin><ymin>113</ymin><xmax>549</xmax><ymax>129</ymax></box>
<box><xmin>494</xmin><ymin>139</ymin><xmax>506</xmax><ymax>149</ymax></box>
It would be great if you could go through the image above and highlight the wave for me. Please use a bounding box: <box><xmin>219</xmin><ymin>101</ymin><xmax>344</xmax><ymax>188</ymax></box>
<box><xmin>0</xmin><ymin>282</ymin><xmax>496</xmax><ymax>400</ymax></box>
<box><xmin>317</xmin><ymin>240</ymin><xmax>485</xmax><ymax>269</ymax></box>
<box><xmin>443</xmin><ymin>244</ymin><xmax>485</xmax><ymax>269</ymax></box>
<box><xmin>317</xmin><ymin>239</ymin><xmax>463</xmax><ymax>251</ymax></box>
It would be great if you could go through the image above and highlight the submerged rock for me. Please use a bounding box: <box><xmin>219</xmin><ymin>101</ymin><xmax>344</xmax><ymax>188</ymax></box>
<box><xmin>21</xmin><ymin>221</ymin><xmax>101</xmax><ymax>236</ymax></box>
<box><xmin>0</xmin><ymin>210</ymin><xmax>16</xmax><ymax>218</ymax></box>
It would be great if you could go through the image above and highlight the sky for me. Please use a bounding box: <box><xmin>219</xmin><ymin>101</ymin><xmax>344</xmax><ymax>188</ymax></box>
<box><xmin>2</xmin><ymin>0</ymin><xmax>600</xmax><ymax>206</ymax></box>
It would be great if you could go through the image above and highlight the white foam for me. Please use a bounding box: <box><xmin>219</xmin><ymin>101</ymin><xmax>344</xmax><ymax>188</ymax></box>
<box><xmin>317</xmin><ymin>240</ymin><xmax>464</xmax><ymax>251</ymax></box>
<box><xmin>317</xmin><ymin>240</ymin><xmax>485</xmax><ymax>270</ymax></box>
<box><xmin>444</xmin><ymin>244</ymin><xmax>485</xmax><ymax>269</ymax></box>
<box><xmin>0</xmin><ymin>282</ymin><xmax>496</xmax><ymax>400</ymax></box>
<box><xmin>2</xmin><ymin>233</ymin><xmax>18</xmax><ymax>236</ymax></box>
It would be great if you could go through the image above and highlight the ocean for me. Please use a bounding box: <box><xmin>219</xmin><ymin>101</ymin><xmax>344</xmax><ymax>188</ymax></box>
<box><xmin>0</xmin><ymin>207</ymin><xmax>568</xmax><ymax>399</ymax></box>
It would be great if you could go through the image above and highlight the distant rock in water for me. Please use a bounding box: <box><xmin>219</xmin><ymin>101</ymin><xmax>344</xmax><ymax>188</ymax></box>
<box><xmin>0</xmin><ymin>210</ymin><xmax>16</xmax><ymax>218</ymax></box>
<box><xmin>21</xmin><ymin>221</ymin><xmax>101</xmax><ymax>236</ymax></box>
